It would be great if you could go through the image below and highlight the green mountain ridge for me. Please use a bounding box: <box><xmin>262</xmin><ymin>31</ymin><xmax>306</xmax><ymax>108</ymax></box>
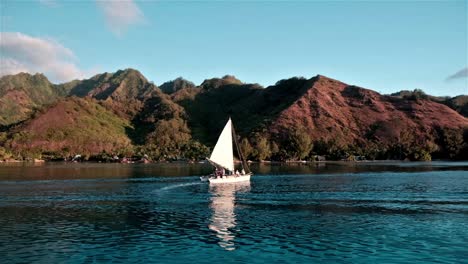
<box><xmin>3</xmin><ymin>97</ymin><xmax>132</xmax><ymax>160</ymax></box>
<box><xmin>0</xmin><ymin>73</ymin><xmax>65</xmax><ymax>126</ymax></box>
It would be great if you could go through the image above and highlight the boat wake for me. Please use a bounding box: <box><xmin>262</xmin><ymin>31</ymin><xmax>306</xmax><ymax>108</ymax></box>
<box><xmin>154</xmin><ymin>182</ymin><xmax>203</xmax><ymax>193</ymax></box>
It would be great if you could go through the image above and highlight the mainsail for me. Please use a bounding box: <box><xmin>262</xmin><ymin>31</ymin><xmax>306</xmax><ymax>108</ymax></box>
<box><xmin>209</xmin><ymin>118</ymin><xmax>234</xmax><ymax>171</ymax></box>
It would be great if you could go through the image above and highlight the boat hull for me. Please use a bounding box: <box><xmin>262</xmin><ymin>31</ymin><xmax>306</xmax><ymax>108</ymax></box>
<box><xmin>210</xmin><ymin>174</ymin><xmax>251</xmax><ymax>184</ymax></box>
<box><xmin>200</xmin><ymin>173</ymin><xmax>251</xmax><ymax>184</ymax></box>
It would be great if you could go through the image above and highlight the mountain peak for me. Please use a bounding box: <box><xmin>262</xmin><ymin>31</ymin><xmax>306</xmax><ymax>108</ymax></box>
<box><xmin>200</xmin><ymin>75</ymin><xmax>243</xmax><ymax>90</ymax></box>
<box><xmin>0</xmin><ymin>72</ymin><xmax>60</xmax><ymax>126</ymax></box>
<box><xmin>160</xmin><ymin>77</ymin><xmax>196</xmax><ymax>94</ymax></box>
<box><xmin>117</xmin><ymin>68</ymin><xmax>142</xmax><ymax>74</ymax></box>
<box><xmin>114</xmin><ymin>68</ymin><xmax>148</xmax><ymax>82</ymax></box>
<box><xmin>0</xmin><ymin>72</ymin><xmax>49</xmax><ymax>83</ymax></box>
<box><xmin>221</xmin><ymin>75</ymin><xmax>241</xmax><ymax>82</ymax></box>
<box><xmin>61</xmin><ymin>68</ymin><xmax>159</xmax><ymax>118</ymax></box>
<box><xmin>313</xmin><ymin>74</ymin><xmax>348</xmax><ymax>86</ymax></box>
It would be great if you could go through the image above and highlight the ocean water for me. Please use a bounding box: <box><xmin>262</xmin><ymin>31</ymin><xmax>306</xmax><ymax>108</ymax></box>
<box><xmin>0</xmin><ymin>162</ymin><xmax>467</xmax><ymax>263</ymax></box>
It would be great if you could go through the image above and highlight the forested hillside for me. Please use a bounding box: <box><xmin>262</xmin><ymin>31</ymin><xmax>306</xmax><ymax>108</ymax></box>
<box><xmin>1</xmin><ymin>69</ymin><xmax>467</xmax><ymax>161</ymax></box>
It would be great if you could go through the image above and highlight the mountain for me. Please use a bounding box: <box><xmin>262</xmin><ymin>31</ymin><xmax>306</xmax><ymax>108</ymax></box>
<box><xmin>160</xmin><ymin>77</ymin><xmax>196</xmax><ymax>94</ymax></box>
<box><xmin>270</xmin><ymin>76</ymin><xmax>466</xmax><ymax>141</ymax></box>
<box><xmin>63</xmin><ymin>69</ymin><xmax>159</xmax><ymax>117</ymax></box>
<box><xmin>0</xmin><ymin>73</ymin><xmax>66</xmax><ymax>126</ymax></box>
<box><xmin>0</xmin><ymin>70</ymin><xmax>467</xmax><ymax>161</ymax></box>
<box><xmin>172</xmin><ymin>77</ymin><xmax>263</xmax><ymax>143</ymax></box>
<box><xmin>391</xmin><ymin>90</ymin><xmax>468</xmax><ymax>117</ymax></box>
<box><xmin>172</xmin><ymin>75</ymin><xmax>467</xmax><ymax>160</ymax></box>
<box><xmin>0</xmin><ymin>69</ymin><xmax>159</xmax><ymax>127</ymax></box>
<box><xmin>444</xmin><ymin>95</ymin><xmax>468</xmax><ymax>117</ymax></box>
<box><xmin>199</xmin><ymin>75</ymin><xmax>243</xmax><ymax>90</ymax></box>
<box><xmin>3</xmin><ymin>97</ymin><xmax>132</xmax><ymax>160</ymax></box>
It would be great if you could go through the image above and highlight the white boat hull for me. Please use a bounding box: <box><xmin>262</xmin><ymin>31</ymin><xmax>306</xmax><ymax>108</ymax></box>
<box><xmin>200</xmin><ymin>173</ymin><xmax>251</xmax><ymax>184</ymax></box>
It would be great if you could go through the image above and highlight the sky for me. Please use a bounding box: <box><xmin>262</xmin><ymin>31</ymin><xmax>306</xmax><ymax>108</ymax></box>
<box><xmin>0</xmin><ymin>0</ymin><xmax>467</xmax><ymax>96</ymax></box>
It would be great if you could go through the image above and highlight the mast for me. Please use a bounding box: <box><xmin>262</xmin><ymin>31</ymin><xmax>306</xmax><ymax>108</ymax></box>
<box><xmin>231</xmin><ymin>121</ymin><xmax>250</xmax><ymax>173</ymax></box>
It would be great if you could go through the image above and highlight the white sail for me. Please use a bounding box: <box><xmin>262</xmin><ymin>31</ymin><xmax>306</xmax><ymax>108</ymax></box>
<box><xmin>209</xmin><ymin>118</ymin><xmax>234</xmax><ymax>171</ymax></box>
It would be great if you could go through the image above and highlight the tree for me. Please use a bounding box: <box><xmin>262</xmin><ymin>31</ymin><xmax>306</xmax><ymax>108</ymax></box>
<box><xmin>289</xmin><ymin>129</ymin><xmax>313</xmax><ymax>160</ymax></box>
<box><xmin>270</xmin><ymin>141</ymin><xmax>279</xmax><ymax>156</ymax></box>
<box><xmin>182</xmin><ymin>140</ymin><xmax>210</xmax><ymax>161</ymax></box>
<box><xmin>255</xmin><ymin>136</ymin><xmax>271</xmax><ymax>161</ymax></box>
<box><xmin>239</xmin><ymin>138</ymin><xmax>253</xmax><ymax>160</ymax></box>
<box><xmin>438</xmin><ymin>127</ymin><xmax>464</xmax><ymax>159</ymax></box>
<box><xmin>145</xmin><ymin>118</ymin><xmax>191</xmax><ymax>160</ymax></box>
<box><xmin>0</xmin><ymin>147</ymin><xmax>12</xmax><ymax>160</ymax></box>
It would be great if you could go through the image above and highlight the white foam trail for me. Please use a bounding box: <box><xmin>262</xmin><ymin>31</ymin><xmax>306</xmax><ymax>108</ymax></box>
<box><xmin>154</xmin><ymin>181</ymin><xmax>203</xmax><ymax>193</ymax></box>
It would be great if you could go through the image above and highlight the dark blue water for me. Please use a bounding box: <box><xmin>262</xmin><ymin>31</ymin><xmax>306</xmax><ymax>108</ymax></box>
<box><xmin>0</xmin><ymin>162</ymin><xmax>467</xmax><ymax>263</ymax></box>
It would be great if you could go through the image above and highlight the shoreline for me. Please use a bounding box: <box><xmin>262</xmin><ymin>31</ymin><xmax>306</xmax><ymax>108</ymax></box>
<box><xmin>0</xmin><ymin>159</ymin><xmax>463</xmax><ymax>164</ymax></box>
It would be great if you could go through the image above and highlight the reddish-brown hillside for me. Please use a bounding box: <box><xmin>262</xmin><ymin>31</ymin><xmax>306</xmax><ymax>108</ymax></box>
<box><xmin>6</xmin><ymin>97</ymin><xmax>132</xmax><ymax>158</ymax></box>
<box><xmin>269</xmin><ymin>75</ymin><xmax>468</xmax><ymax>143</ymax></box>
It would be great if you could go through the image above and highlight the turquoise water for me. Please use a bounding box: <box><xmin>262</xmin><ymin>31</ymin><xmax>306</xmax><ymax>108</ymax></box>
<box><xmin>0</xmin><ymin>162</ymin><xmax>467</xmax><ymax>263</ymax></box>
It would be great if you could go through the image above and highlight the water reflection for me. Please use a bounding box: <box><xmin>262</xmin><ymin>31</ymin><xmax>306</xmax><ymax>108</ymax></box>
<box><xmin>1</xmin><ymin>162</ymin><xmax>468</xmax><ymax>181</ymax></box>
<box><xmin>208</xmin><ymin>182</ymin><xmax>251</xmax><ymax>251</ymax></box>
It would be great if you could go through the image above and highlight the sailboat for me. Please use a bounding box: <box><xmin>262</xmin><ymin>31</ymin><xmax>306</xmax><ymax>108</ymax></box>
<box><xmin>200</xmin><ymin>118</ymin><xmax>252</xmax><ymax>184</ymax></box>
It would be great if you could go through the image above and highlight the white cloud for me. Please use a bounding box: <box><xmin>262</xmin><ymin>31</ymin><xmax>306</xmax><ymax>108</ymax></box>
<box><xmin>96</xmin><ymin>0</ymin><xmax>145</xmax><ymax>37</ymax></box>
<box><xmin>0</xmin><ymin>32</ymin><xmax>90</xmax><ymax>82</ymax></box>
<box><xmin>0</xmin><ymin>58</ymin><xmax>30</xmax><ymax>75</ymax></box>
<box><xmin>446</xmin><ymin>67</ymin><xmax>468</xmax><ymax>80</ymax></box>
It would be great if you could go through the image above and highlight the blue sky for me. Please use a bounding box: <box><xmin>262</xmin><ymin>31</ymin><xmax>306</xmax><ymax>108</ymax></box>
<box><xmin>0</xmin><ymin>0</ymin><xmax>467</xmax><ymax>96</ymax></box>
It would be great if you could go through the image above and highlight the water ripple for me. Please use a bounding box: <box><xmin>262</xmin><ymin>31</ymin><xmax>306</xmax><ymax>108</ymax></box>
<box><xmin>0</xmin><ymin>170</ymin><xmax>467</xmax><ymax>263</ymax></box>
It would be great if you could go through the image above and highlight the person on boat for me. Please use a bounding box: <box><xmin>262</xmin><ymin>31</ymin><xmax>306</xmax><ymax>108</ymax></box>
<box><xmin>235</xmin><ymin>170</ymin><xmax>240</xmax><ymax>176</ymax></box>
<box><xmin>222</xmin><ymin>168</ymin><xmax>225</xmax><ymax>176</ymax></box>
<box><xmin>241</xmin><ymin>169</ymin><xmax>245</xmax><ymax>175</ymax></box>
